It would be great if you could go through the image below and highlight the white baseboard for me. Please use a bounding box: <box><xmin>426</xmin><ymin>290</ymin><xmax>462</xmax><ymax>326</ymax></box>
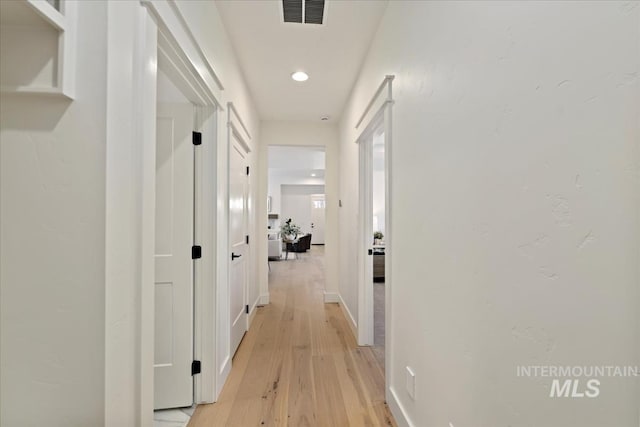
<box><xmin>323</xmin><ymin>291</ymin><xmax>340</xmax><ymax>303</ymax></box>
<box><xmin>248</xmin><ymin>296</ymin><xmax>260</xmax><ymax>325</ymax></box>
<box><xmin>337</xmin><ymin>293</ymin><xmax>357</xmax><ymax>338</ymax></box>
<box><xmin>215</xmin><ymin>355</ymin><xmax>231</xmax><ymax>400</ymax></box>
<box><xmin>387</xmin><ymin>386</ymin><xmax>414</xmax><ymax>427</ymax></box>
<box><xmin>258</xmin><ymin>293</ymin><xmax>270</xmax><ymax>305</ymax></box>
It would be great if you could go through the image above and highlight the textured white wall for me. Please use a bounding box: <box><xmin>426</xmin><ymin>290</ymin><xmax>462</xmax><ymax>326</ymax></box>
<box><xmin>0</xmin><ymin>2</ymin><xmax>108</xmax><ymax>425</ymax></box>
<box><xmin>339</xmin><ymin>1</ymin><xmax>639</xmax><ymax>426</ymax></box>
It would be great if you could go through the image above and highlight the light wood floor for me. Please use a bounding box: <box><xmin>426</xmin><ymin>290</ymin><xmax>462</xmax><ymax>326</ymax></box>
<box><xmin>188</xmin><ymin>246</ymin><xmax>396</xmax><ymax>427</ymax></box>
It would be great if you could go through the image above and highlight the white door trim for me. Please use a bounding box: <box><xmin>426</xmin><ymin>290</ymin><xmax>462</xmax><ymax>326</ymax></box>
<box><xmin>355</xmin><ymin>75</ymin><xmax>394</xmax><ymax>398</ymax></box>
<box><xmin>193</xmin><ymin>104</ymin><xmax>217</xmax><ymax>403</ymax></box>
<box><xmin>138</xmin><ymin>12</ymin><xmax>158</xmax><ymax>425</ymax></box>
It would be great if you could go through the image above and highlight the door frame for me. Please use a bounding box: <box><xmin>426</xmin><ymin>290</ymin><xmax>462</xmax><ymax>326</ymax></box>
<box><xmin>357</xmin><ymin>120</ymin><xmax>377</xmax><ymax>346</ymax></box>
<box><xmin>355</xmin><ymin>76</ymin><xmax>394</xmax><ymax>387</ymax></box>
<box><xmin>226</xmin><ymin>102</ymin><xmax>252</xmax><ymax>360</ymax></box>
<box><xmin>139</xmin><ymin>0</ymin><xmax>226</xmax><ymax>411</ymax></box>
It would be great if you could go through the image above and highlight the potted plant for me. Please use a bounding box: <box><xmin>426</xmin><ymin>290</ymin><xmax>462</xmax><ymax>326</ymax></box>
<box><xmin>281</xmin><ymin>218</ymin><xmax>301</xmax><ymax>241</ymax></box>
<box><xmin>373</xmin><ymin>231</ymin><xmax>384</xmax><ymax>245</ymax></box>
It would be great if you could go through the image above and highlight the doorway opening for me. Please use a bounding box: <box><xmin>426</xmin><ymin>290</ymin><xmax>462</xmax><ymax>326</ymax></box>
<box><xmin>152</xmin><ymin>25</ymin><xmax>219</xmax><ymax>422</ymax></box>
<box><xmin>357</xmin><ymin>105</ymin><xmax>391</xmax><ymax>381</ymax></box>
<box><xmin>267</xmin><ymin>146</ymin><xmax>326</xmax><ymax>266</ymax></box>
<box><xmin>371</xmin><ymin>128</ymin><xmax>386</xmax><ymax>368</ymax></box>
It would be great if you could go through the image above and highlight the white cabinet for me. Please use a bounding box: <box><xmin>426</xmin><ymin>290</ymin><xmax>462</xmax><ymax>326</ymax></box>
<box><xmin>0</xmin><ymin>0</ymin><xmax>76</xmax><ymax>98</ymax></box>
<box><xmin>268</xmin><ymin>232</ymin><xmax>282</xmax><ymax>259</ymax></box>
<box><xmin>267</xmin><ymin>214</ymin><xmax>282</xmax><ymax>258</ymax></box>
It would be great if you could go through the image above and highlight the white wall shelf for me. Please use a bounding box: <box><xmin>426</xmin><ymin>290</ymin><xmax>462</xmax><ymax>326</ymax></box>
<box><xmin>0</xmin><ymin>0</ymin><xmax>75</xmax><ymax>98</ymax></box>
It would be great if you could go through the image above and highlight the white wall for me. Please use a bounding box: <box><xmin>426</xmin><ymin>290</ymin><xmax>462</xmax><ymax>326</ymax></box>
<box><xmin>339</xmin><ymin>2</ymin><xmax>639</xmax><ymax>426</ymax></box>
<box><xmin>281</xmin><ymin>184</ymin><xmax>325</xmax><ymax>235</ymax></box>
<box><xmin>268</xmin><ymin>173</ymin><xmax>324</xmax><ymax>221</ymax></box>
<box><xmin>157</xmin><ymin>68</ymin><xmax>190</xmax><ymax>103</ymax></box>
<box><xmin>258</xmin><ymin>121</ymin><xmax>339</xmax><ymax>302</ymax></box>
<box><xmin>1</xmin><ymin>2</ymin><xmax>108</xmax><ymax>425</ymax></box>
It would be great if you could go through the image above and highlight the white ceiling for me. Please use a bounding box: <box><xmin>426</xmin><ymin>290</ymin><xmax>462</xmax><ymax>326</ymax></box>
<box><xmin>216</xmin><ymin>0</ymin><xmax>388</xmax><ymax>122</ymax></box>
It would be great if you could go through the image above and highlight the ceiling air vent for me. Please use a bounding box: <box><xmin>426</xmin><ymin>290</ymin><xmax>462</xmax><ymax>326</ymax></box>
<box><xmin>305</xmin><ymin>0</ymin><xmax>325</xmax><ymax>24</ymax></box>
<box><xmin>283</xmin><ymin>0</ymin><xmax>303</xmax><ymax>24</ymax></box>
<box><xmin>283</xmin><ymin>0</ymin><xmax>325</xmax><ymax>25</ymax></box>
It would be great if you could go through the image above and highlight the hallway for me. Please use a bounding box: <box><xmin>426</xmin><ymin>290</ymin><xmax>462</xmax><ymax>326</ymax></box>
<box><xmin>2</xmin><ymin>1</ymin><xmax>638</xmax><ymax>426</ymax></box>
<box><xmin>188</xmin><ymin>247</ymin><xmax>395</xmax><ymax>426</ymax></box>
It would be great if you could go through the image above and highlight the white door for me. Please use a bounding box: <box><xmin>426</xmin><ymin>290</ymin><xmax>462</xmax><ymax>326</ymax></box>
<box><xmin>154</xmin><ymin>103</ymin><xmax>194</xmax><ymax>409</ymax></box>
<box><xmin>229</xmin><ymin>134</ymin><xmax>249</xmax><ymax>357</ymax></box>
<box><xmin>310</xmin><ymin>194</ymin><xmax>325</xmax><ymax>244</ymax></box>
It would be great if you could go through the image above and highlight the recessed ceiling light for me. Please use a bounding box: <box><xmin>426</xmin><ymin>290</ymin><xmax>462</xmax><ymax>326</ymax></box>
<box><xmin>311</xmin><ymin>173</ymin><xmax>316</xmax><ymax>177</ymax></box>
<box><xmin>291</xmin><ymin>71</ymin><xmax>309</xmax><ymax>82</ymax></box>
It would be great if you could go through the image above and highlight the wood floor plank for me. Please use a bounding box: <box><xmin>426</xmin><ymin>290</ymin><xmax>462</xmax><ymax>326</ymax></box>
<box><xmin>311</xmin><ymin>354</ymin><xmax>350</xmax><ymax>427</ymax></box>
<box><xmin>188</xmin><ymin>247</ymin><xmax>396</xmax><ymax>427</ymax></box>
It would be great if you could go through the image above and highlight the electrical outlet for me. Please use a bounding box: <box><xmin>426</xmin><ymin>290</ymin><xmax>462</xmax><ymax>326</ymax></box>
<box><xmin>405</xmin><ymin>366</ymin><xmax>415</xmax><ymax>400</ymax></box>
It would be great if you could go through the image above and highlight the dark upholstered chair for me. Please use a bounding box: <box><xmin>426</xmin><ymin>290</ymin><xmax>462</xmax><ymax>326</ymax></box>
<box><xmin>284</xmin><ymin>234</ymin><xmax>312</xmax><ymax>258</ymax></box>
<box><xmin>294</xmin><ymin>234</ymin><xmax>312</xmax><ymax>252</ymax></box>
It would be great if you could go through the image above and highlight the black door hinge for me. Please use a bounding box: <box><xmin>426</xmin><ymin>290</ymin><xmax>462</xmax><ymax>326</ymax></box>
<box><xmin>245</xmin><ymin>304</ymin><xmax>249</xmax><ymax>314</ymax></box>
<box><xmin>192</xmin><ymin>131</ymin><xmax>202</xmax><ymax>146</ymax></box>
<box><xmin>368</xmin><ymin>249</ymin><xmax>373</xmax><ymax>256</ymax></box>
<box><xmin>191</xmin><ymin>360</ymin><xmax>201</xmax><ymax>375</ymax></box>
<box><xmin>192</xmin><ymin>245</ymin><xmax>202</xmax><ymax>259</ymax></box>
<box><xmin>246</xmin><ymin>166</ymin><xmax>250</xmax><ymax>176</ymax></box>
<box><xmin>245</xmin><ymin>235</ymin><xmax>249</xmax><ymax>244</ymax></box>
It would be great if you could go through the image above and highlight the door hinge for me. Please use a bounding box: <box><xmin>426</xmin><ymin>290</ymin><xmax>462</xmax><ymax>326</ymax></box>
<box><xmin>246</xmin><ymin>166</ymin><xmax>250</xmax><ymax>176</ymax></box>
<box><xmin>245</xmin><ymin>304</ymin><xmax>249</xmax><ymax>314</ymax></box>
<box><xmin>192</xmin><ymin>131</ymin><xmax>202</xmax><ymax>146</ymax></box>
<box><xmin>368</xmin><ymin>249</ymin><xmax>373</xmax><ymax>256</ymax></box>
<box><xmin>245</xmin><ymin>235</ymin><xmax>249</xmax><ymax>244</ymax></box>
<box><xmin>192</xmin><ymin>245</ymin><xmax>202</xmax><ymax>259</ymax></box>
<box><xmin>191</xmin><ymin>360</ymin><xmax>201</xmax><ymax>375</ymax></box>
